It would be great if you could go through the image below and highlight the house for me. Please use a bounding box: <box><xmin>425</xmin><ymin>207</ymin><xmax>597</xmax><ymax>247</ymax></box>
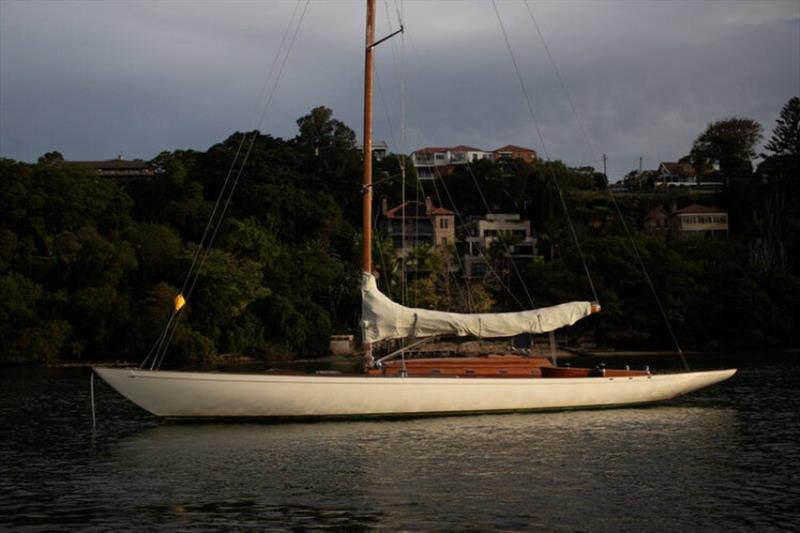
<box><xmin>411</xmin><ymin>145</ymin><xmax>492</xmax><ymax>179</ymax></box>
<box><xmin>644</xmin><ymin>206</ymin><xmax>670</xmax><ymax>236</ymax></box>
<box><xmin>655</xmin><ymin>162</ymin><xmax>724</xmax><ymax>189</ymax></box>
<box><xmin>410</xmin><ymin>143</ymin><xmax>534</xmax><ymax>179</ymax></box>
<box><xmin>448</xmin><ymin>145</ymin><xmax>493</xmax><ymax>165</ymax></box>
<box><xmin>460</xmin><ymin>213</ymin><xmax>538</xmax><ymax>278</ymax></box>
<box><xmin>357</xmin><ymin>140</ymin><xmax>389</xmax><ymax>161</ymax></box>
<box><xmin>411</xmin><ymin>147</ymin><xmax>453</xmax><ymax>179</ymax></box>
<box><xmin>71</xmin><ymin>156</ymin><xmax>154</xmax><ymax>184</ymax></box>
<box><xmin>492</xmin><ymin>145</ymin><xmax>537</xmax><ymax>164</ymax></box>
<box><xmin>381</xmin><ymin>197</ymin><xmax>455</xmax><ymax>256</ymax></box>
<box><xmin>669</xmin><ymin>204</ymin><xmax>729</xmax><ymax>239</ymax></box>
<box><xmin>622</xmin><ymin>169</ymin><xmax>658</xmax><ymax>192</ymax></box>
<box><xmin>656</xmin><ymin>162</ymin><xmax>696</xmax><ymax>187</ymax></box>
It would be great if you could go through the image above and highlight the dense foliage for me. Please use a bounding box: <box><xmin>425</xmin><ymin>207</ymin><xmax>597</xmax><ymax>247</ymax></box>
<box><xmin>0</xmin><ymin>100</ymin><xmax>798</xmax><ymax>365</ymax></box>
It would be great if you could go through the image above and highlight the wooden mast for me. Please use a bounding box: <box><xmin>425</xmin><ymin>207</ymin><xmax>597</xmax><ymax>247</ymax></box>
<box><xmin>361</xmin><ymin>0</ymin><xmax>376</xmax><ymax>366</ymax></box>
<box><xmin>362</xmin><ymin>0</ymin><xmax>376</xmax><ymax>275</ymax></box>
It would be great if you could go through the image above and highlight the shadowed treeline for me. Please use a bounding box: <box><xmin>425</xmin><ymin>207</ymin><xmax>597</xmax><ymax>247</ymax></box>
<box><xmin>1</xmin><ymin>101</ymin><xmax>798</xmax><ymax>365</ymax></box>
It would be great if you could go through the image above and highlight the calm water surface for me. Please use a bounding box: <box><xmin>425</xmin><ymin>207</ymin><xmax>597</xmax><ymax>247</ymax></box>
<box><xmin>1</xmin><ymin>354</ymin><xmax>798</xmax><ymax>531</ymax></box>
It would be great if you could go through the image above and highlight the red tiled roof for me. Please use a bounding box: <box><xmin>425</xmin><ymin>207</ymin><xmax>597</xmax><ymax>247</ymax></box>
<box><xmin>449</xmin><ymin>145</ymin><xmax>484</xmax><ymax>152</ymax></box>
<box><xmin>72</xmin><ymin>159</ymin><xmax>151</xmax><ymax>170</ymax></box>
<box><xmin>660</xmin><ymin>162</ymin><xmax>696</xmax><ymax>177</ymax></box>
<box><xmin>493</xmin><ymin>145</ymin><xmax>536</xmax><ymax>154</ymax></box>
<box><xmin>675</xmin><ymin>204</ymin><xmax>726</xmax><ymax>214</ymax></box>
<box><xmin>384</xmin><ymin>201</ymin><xmax>429</xmax><ymax>219</ymax></box>
<box><xmin>384</xmin><ymin>201</ymin><xmax>454</xmax><ymax>218</ymax></box>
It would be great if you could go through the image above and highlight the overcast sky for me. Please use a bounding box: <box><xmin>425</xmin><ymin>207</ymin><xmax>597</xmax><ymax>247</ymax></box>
<box><xmin>1</xmin><ymin>0</ymin><xmax>798</xmax><ymax>179</ymax></box>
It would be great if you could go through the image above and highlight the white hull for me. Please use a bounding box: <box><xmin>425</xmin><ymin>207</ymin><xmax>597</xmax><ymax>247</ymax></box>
<box><xmin>94</xmin><ymin>367</ymin><xmax>736</xmax><ymax>419</ymax></box>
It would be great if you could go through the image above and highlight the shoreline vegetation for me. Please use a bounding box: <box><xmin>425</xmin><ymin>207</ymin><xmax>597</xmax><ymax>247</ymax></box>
<box><xmin>1</xmin><ymin>101</ymin><xmax>799</xmax><ymax>367</ymax></box>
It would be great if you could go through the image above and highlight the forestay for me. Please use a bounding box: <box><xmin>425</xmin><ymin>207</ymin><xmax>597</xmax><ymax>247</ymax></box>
<box><xmin>361</xmin><ymin>272</ymin><xmax>595</xmax><ymax>343</ymax></box>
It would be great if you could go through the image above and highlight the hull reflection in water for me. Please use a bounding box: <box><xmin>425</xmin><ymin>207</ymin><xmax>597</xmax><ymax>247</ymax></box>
<box><xmin>93</xmin><ymin>367</ymin><xmax>736</xmax><ymax>418</ymax></box>
<box><xmin>106</xmin><ymin>406</ymin><xmax>742</xmax><ymax>530</ymax></box>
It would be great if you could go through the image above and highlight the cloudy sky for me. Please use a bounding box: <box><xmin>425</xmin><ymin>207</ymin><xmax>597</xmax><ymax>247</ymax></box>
<box><xmin>1</xmin><ymin>0</ymin><xmax>798</xmax><ymax>179</ymax></box>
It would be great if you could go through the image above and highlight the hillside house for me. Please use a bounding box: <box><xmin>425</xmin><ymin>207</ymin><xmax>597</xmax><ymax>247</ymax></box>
<box><xmin>411</xmin><ymin>143</ymin><xmax>536</xmax><ymax>179</ymax></box>
<box><xmin>656</xmin><ymin>162</ymin><xmax>696</xmax><ymax>187</ymax></box>
<box><xmin>71</xmin><ymin>156</ymin><xmax>154</xmax><ymax>185</ymax></box>
<box><xmin>460</xmin><ymin>213</ymin><xmax>538</xmax><ymax>278</ymax></box>
<box><xmin>644</xmin><ymin>206</ymin><xmax>670</xmax><ymax>236</ymax></box>
<box><xmin>670</xmin><ymin>204</ymin><xmax>729</xmax><ymax>239</ymax></box>
<box><xmin>492</xmin><ymin>145</ymin><xmax>537</xmax><ymax>164</ymax></box>
<box><xmin>357</xmin><ymin>140</ymin><xmax>389</xmax><ymax>161</ymax></box>
<box><xmin>381</xmin><ymin>197</ymin><xmax>455</xmax><ymax>256</ymax></box>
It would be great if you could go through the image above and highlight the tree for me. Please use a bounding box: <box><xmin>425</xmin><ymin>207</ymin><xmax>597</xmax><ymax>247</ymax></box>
<box><xmin>757</xmin><ymin>97</ymin><xmax>800</xmax><ymax>275</ymax></box>
<box><xmin>294</xmin><ymin>107</ymin><xmax>361</xmax><ymax>216</ymax></box>
<box><xmin>690</xmin><ymin>118</ymin><xmax>763</xmax><ymax>176</ymax></box>
<box><xmin>295</xmin><ymin>106</ymin><xmax>356</xmax><ymax>156</ymax></box>
<box><xmin>764</xmin><ymin>97</ymin><xmax>800</xmax><ymax>157</ymax></box>
<box><xmin>37</xmin><ymin>151</ymin><xmax>63</xmax><ymax>165</ymax></box>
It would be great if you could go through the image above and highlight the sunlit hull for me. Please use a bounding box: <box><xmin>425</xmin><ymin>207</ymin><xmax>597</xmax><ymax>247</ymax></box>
<box><xmin>93</xmin><ymin>367</ymin><xmax>736</xmax><ymax>419</ymax></box>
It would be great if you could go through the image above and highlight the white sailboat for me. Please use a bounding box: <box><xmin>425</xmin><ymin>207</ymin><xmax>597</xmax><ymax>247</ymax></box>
<box><xmin>94</xmin><ymin>0</ymin><xmax>735</xmax><ymax>419</ymax></box>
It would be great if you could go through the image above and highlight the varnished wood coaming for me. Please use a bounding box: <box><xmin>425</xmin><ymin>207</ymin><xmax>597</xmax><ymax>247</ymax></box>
<box><xmin>368</xmin><ymin>355</ymin><xmax>554</xmax><ymax>378</ymax></box>
<box><xmin>540</xmin><ymin>366</ymin><xmax>649</xmax><ymax>378</ymax></box>
<box><xmin>368</xmin><ymin>355</ymin><xmax>649</xmax><ymax>379</ymax></box>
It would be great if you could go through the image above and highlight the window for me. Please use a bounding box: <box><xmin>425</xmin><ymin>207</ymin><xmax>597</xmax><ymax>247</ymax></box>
<box><xmin>514</xmin><ymin>245</ymin><xmax>534</xmax><ymax>256</ymax></box>
<box><xmin>439</xmin><ymin>218</ymin><xmax>449</xmax><ymax>229</ymax></box>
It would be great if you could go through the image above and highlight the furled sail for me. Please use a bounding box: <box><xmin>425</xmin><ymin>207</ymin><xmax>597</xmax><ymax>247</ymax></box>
<box><xmin>361</xmin><ymin>272</ymin><xmax>595</xmax><ymax>343</ymax></box>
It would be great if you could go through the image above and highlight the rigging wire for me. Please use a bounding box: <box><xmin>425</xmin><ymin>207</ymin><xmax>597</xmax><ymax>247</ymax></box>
<box><xmin>147</xmin><ymin>0</ymin><xmax>310</xmax><ymax>370</ymax></box>
<box><xmin>490</xmin><ymin>0</ymin><xmax>599</xmax><ymax>305</ymax></box>
<box><xmin>378</xmin><ymin>0</ymin><xmax>408</xmax><ymax>305</ymax></box>
<box><xmin>461</xmin><ymin>159</ymin><xmax>537</xmax><ymax>309</ymax></box>
<box><xmin>396</xmin><ymin>0</ymin><xmax>408</xmax><ymax>307</ymax></box>
<box><xmin>421</xmin><ymin>176</ymin><xmax>472</xmax><ymax>311</ymax></box>
<box><xmin>156</xmin><ymin>0</ymin><xmax>311</xmax><ymax>370</ymax></box>
<box><xmin>421</xmin><ymin>147</ymin><xmax>526</xmax><ymax>310</ymax></box>
<box><xmin>522</xmin><ymin>1</ymin><xmax>689</xmax><ymax>370</ymax></box>
<box><xmin>393</xmin><ymin>6</ymin><xmax>529</xmax><ymax>312</ymax></box>
<box><xmin>143</xmin><ymin>1</ymin><xmax>306</xmax><ymax>370</ymax></box>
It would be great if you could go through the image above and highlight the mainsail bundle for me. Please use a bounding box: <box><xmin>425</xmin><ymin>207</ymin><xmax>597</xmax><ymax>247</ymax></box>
<box><xmin>361</xmin><ymin>272</ymin><xmax>595</xmax><ymax>343</ymax></box>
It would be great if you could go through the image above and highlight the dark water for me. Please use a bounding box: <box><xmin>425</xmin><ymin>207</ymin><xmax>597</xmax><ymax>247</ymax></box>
<box><xmin>1</xmin><ymin>354</ymin><xmax>799</xmax><ymax>532</ymax></box>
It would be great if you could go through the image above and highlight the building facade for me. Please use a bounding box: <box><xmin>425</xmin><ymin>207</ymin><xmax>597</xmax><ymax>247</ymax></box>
<box><xmin>656</xmin><ymin>162</ymin><xmax>697</xmax><ymax>187</ymax></box>
<box><xmin>71</xmin><ymin>156</ymin><xmax>155</xmax><ymax>184</ymax></box>
<box><xmin>643</xmin><ymin>206</ymin><xmax>670</xmax><ymax>236</ymax></box>
<box><xmin>492</xmin><ymin>145</ymin><xmax>537</xmax><ymax>163</ymax></box>
<box><xmin>461</xmin><ymin>213</ymin><xmax>538</xmax><ymax>278</ymax></box>
<box><xmin>357</xmin><ymin>140</ymin><xmax>389</xmax><ymax>161</ymax></box>
<box><xmin>670</xmin><ymin>204</ymin><xmax>729</xmax><ymax>239</ymax></box>
<box><xmin>381</xmin><ymin>197</ymin><xmax>455</xmax><ymax>256</ymax></box>
<box><xmin>411</xmin><ymin>144</ymin><xmax>536</xmax><ymax>179</ymax></box>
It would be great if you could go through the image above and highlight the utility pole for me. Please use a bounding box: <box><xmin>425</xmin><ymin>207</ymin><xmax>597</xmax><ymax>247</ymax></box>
<box><xmin>638</xmin><ymin>156</ymin><xmax>643</xmax><ymax>192</ymax></box>
<box><xmin>602</xmin><ymin>153</ymin><xmax>608</xmax><ymax>184</ymax></box>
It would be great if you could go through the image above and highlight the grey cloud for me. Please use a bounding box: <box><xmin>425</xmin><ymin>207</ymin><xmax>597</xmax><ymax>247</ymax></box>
<box><xmin>1</xmin><ymin>0</ymin><xmax>797</xmax><ymax>180</ymax></box>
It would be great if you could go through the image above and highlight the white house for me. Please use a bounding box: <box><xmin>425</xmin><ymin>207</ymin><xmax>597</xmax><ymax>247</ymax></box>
<box><xmin>461</xmin><ymin>213</ymin><xmax>538</xmax><ymax>278</ymax></box>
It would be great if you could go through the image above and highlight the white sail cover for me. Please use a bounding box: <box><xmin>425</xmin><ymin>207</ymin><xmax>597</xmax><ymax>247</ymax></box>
<box><xmin>361</xmin><ymin>272</ymin><xmax>594</xmax><ymax>343</ymax></box>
